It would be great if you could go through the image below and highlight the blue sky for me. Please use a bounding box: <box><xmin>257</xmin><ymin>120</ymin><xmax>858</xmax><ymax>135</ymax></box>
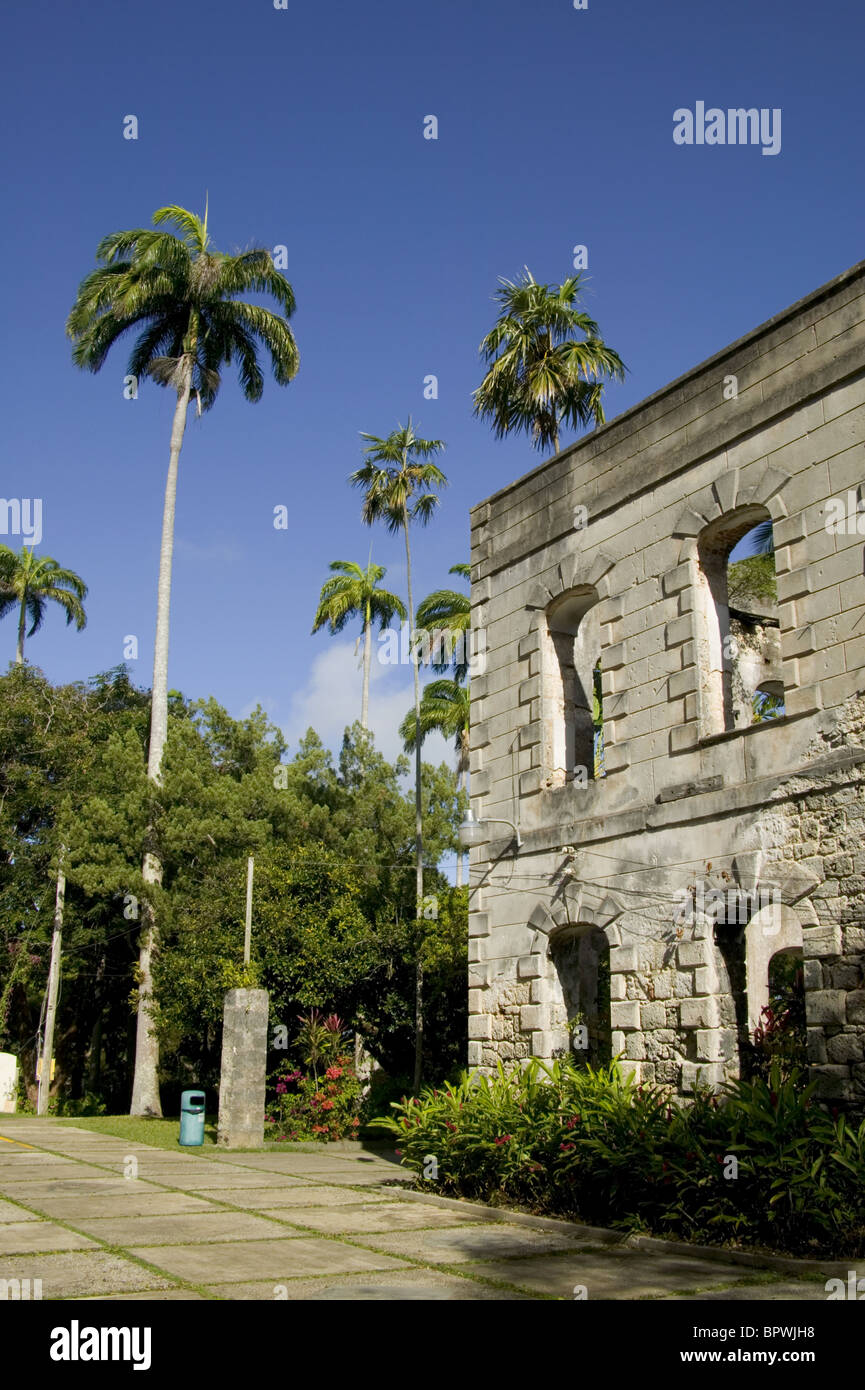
<box><xmin>2</xmin><ymin>0</ymin><xmax>863</xmax><ymax>768</ymax></box>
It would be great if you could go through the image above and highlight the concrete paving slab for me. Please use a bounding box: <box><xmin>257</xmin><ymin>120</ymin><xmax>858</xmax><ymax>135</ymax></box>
<box><xmin>142</xmin><ymin>1171</ymin><xmax>306</xmax><ymax>1190</ymax></box>
<box><xmin>0</xmin><ymin>1250</ymin><xmax>176</xmax><ymax>1297</ymax></box>
<box><xmin>662</xmin><ymin>1282</ymin><xmax>829</xmax><ymax>1301</ymax></box>
<box><xmin>353</xmin><ymin>1223</ymin><xmax>585</xmax><ymax>1264</ymax></box>
<box><xmin>205</xmin><ymin>1269</ymin><xmax>534</xmax><ymax>1300</ymax></box>
<box><xmin>0</xmin><ymin>1199</ymin><xmax>41</xmax><ymax>1222</ymax></box>
<box><xmin>0</xmin><ymin>1222</ymin><xmax>100</xmax><ymax>1255</ymax></box>
<box><xmin>0</xmin><ymin>1154</ymin><xmax>82</xmax><ymax>1168</ymax></box>
<box><xmin>0</xmin><ymin>1164</ymin><xmax>105</xmax><ymax>1183</ymax></box>
<box><xmin>3</xmin><ymin>1179</ymin><xmax>168</xmax><ymax>1202</ymax></box>
<box><xmin>213</xmin><ymin>1152</ymin><xmax>399</xmax><ymax>1172</ymax></box>
<box><xmin>76</xmin><ymin>1289</ymin><xmax>208</xmax><ymax>1301</ymax></box>
<box><xmin>214</xmin><ymin>1186</ymin><xmax>391</xmax><ymax>1210</ymax></box>
<box><xmin>23</xmin><ymin>1192</ymin><xmax>220</xmax><ymax>1220</ymax></box>
<box><xmin>69</xmin><ymin>1210</ymin><xmax>305</xmax><ymax>1246</ymax></box>
<box><xmin>269</xmin><ymin>1201</ymin><xmax>487</xmax><ymax>1235</ymax></box>
<box><xmin>463</xmin><ymin>1249</ymin><xmax>764</xmax><ymax>1299</ymax></box>
<box><xmin>292</xmin><ymin>1171</ymin><xmax>411</xmax><ymax>1187</ymax></box>
<box><xmin>127</xmin><ymin>1237</ymin><xmax>412</xmax><ymax>1284</ymax></box>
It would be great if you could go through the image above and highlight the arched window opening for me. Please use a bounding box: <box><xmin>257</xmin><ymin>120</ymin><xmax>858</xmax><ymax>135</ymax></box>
<box><xmin>741</xmin><ymin>901</ymin><xmax>804</xmax><ymax>1079</ymax></box>
<box><xmin>744</xmin><ymin>947</ymin><xmax>806</xmax><ymax>1080</ymax></box>
<box><xmin>753</xmin><ymin>680</ymin><xmax>785</xmax><ymax>723</ymax></box>
<box><xmin>696</xmin><ymin>508</ymin><xmax>784</xmax><ymax>735</ymax></box>
<box><xmin>542</xmin><ymin>587</ymin><xmax>603</xmax><ymax>786</ymax></box>
<box><xmin>549</xmin><ymin>926</ymin><xmax>611</xmax><ymax>1067</ymax></box>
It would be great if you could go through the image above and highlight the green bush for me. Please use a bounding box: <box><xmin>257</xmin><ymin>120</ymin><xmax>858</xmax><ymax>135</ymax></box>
<box><xmin>265</xmin><ymin>1011</ymin><xmax>363</xmax><ymax>1142</ymax></box>
<box><xmin>372</xmin><ymin>1058</ymin><xmax>865</xmax><ymax>1257</ymax></box>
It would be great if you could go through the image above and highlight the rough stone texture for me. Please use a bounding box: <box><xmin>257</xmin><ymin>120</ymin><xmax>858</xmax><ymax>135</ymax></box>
<box><xmin>217</xmin><ymin>988</ymin><xmax>270</xmax><ymax>1149</ymax></box>
<box><xmin>468</xmin><ymin>260</ymin><xmax>865</xmax><ymax>1104</ymax></box>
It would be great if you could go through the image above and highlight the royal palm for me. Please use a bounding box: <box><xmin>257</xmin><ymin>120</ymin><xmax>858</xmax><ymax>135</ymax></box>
<box><xmin>474</xmin><ymin>269</ymin><xmax>625</xmax><ymax>454</ymax></box>
<box><xmin>350</xmin><ymin>419</ymin><xmax>446</xmax><ymax>1091</ymax></box>
<box><xmin>311</xmin><ymin>560</ymin><xmax>406</xmax><ymax>728</ymax></box>
<box><xmin>414</xmin><ymin>562</ymin><xmax>471</xmax><ymax>681</ymax></box>
<box><xmin>67</xmin><ymin>202</ymin><xmax>299</xmax><ymax>1115</ymax></box>
<box><xmin>400</xmin><ymin>677</ymin><xmax>470</xmax><ymax>886</ymax></box>
<box><xmin>0</xmin><ymin>547</ymin><xmax>87</xmax><ymax>664</ymax></box>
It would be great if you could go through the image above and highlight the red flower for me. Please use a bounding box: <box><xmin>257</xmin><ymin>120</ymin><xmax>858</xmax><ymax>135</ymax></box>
<box><xmin>565</xmin><ymin>1116</ymin><xmax>579</xmax><ymax>1130</ymax></box>
<box><xmin>325</xmin><ymin>1066</ymin><xmax>343</xmax><ymax>1080</ymax></box>
<box><xmin>320</xmin><ymin>1099</ymin><xmax>335</xmax><ymax>1111</ymax></box>
<box><xmin>494</xmin><ymin>1135</ymin><xmax>511</xmax><ymax>1146</ymax></box>
<box><xmin>560</xmin><ymin>1142</ymin><xmax>575</xmax><ymax>1152</ymax></box>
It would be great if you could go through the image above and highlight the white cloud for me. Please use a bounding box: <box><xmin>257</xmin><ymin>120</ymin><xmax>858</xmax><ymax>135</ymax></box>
<box><xmin>282</xmin><ymin>639</ymin><xmax>453</xmax><ymax>769</ymax></box>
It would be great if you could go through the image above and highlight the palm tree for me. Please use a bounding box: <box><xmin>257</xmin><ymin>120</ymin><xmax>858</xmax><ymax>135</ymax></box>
<box><xmin>400</xmin><ymin>677</ymin><xmax>470</xmax><ymax>887</ymax></box>
<box><xmin>414</xmin><ymin>562</ymin><xmax>471</xmax><ymax>681</ymax></box>
<box><xmin>749</xmin><ymin>519</ymin><xmax>775</xmax><ymax>555</ymax></box>
<box><xmin>0</xmin><ymin>547</ymin><xmax>87</xmax><ymax>664</ymax></box>
<box><xmin>350</xmin><ymin>418</ymin><xmax>447</xmax><ymax>1092</ymax></box>
<box><xmin>311</xmin><ymin>560</ymin><xmax>406</xmax><ymax>728</ymax></box>
<box><xmin>473</xmin><ymin>268</ymin><xmax>625</xmax><ymax>455</ymax></box>
<box><xmin>67</xmin><ymin>202</ymin><xmax>299</xmax><ymax>1116</ymax></box>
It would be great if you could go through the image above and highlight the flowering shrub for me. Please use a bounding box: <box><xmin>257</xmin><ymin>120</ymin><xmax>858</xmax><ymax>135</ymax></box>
<box><xmin>266</xmin><ymin>1013</ymin><xmax>363</xmax><ymax>1142</ymax></box>
<box><xmin>267</xmin><ymin>1053</ymin><xmax>363</xmax><ymax>1141</ymax></box>
<box><xmin>371</xmin><ymin>1058</ymin><xmax>865</xmax><ymax>1257</ymax></box>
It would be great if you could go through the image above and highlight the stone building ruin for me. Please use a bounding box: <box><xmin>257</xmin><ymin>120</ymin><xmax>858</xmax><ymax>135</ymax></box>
<box><xmin>467</xmin><ymin>260</ymin><xmax>865</xmax><ymax>1103</ymax></box>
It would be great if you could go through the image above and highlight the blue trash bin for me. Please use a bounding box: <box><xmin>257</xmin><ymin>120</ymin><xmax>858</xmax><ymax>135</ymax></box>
<box><xmin>179</xmin><ymin>1089</ymin><xmax>206</xmax><ymax>1146</ymax></box>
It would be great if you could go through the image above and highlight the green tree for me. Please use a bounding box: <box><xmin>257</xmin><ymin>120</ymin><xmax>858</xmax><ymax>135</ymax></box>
<box><xmin>0</xmin><ymin>548</ymin><xmax>87</xmax><ymax>664</ymax></box>
<box><xmin>67</xmin><ymin>202</ymin><xmax>299</xmax><ymax>1115</ymax></box>
<box><xmin>400</xmin><ymin>678</ymin><xmax>470</xmax><ymax>886</ymax></box>
<box><xmin>414</xmin><ymin>562</ymin><xmax>471</xmax><ymax>681</ymax></box>
<box><xmin>349</xmin><ymin>419</ymin><xmax>447</xmax><ymax>1092</ymax></box>
<box><xmin>473</xmin><ymin>269</ymin><xmax>625</xmax><ymax>455</ymax></box>
<box><xmin>311</xmin><ymin>561</ymin><xmax>406</xmax><ymax>728</ymax></box>
<box><xmin>0</xmin><ymin>666</ymin><xmax>150</xmax><ymax>1108</ymax></box>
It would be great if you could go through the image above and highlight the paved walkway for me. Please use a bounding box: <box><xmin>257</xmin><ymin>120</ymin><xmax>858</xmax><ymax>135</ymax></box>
<box><xmin>0</xmin><ymin>1121</ymin><xmax>833</xmax><ymax>1300</ymax></box>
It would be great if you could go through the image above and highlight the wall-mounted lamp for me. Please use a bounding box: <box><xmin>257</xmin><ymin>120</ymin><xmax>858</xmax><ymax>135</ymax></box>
<box><xmin>459</xmin><ymin>808</ymin><xmax>522</xmax><ymax>850</ymax></box>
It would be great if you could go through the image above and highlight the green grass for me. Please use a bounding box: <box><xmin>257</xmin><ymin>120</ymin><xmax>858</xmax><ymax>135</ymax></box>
<box><xmin>57</xmin><ymin>1114</ymin><xmax>220</xmax><ymax>1150</ymax></box>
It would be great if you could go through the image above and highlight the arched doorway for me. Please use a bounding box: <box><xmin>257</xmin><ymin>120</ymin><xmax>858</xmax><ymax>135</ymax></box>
<box><xmin>548</xmin><ymin>925</ymin><xmax>611</xmax><ymax>1067</ymax></box>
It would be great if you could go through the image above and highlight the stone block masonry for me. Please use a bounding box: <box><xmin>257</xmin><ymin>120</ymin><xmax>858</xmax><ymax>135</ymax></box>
<box><xmin>468</xmin><ymin>260</ymin><xmax>865</xmax><ymax>1105</ymax></box>
<box><xmin>217</xmin><ymin>989</ymin><xmax>270</xmax><ymax>1148</ymax></box>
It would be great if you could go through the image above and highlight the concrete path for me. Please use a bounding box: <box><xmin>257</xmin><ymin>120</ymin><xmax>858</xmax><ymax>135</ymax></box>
<box><xmin>0</xmin><ymin>1121</ymin><xmax>833</xmax><ymax>1301</ymax></box>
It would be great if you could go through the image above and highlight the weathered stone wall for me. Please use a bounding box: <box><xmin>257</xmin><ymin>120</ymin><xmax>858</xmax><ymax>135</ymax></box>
<box><xmin>468</xmin><ymin>260</ymin><xmax>865</xmax><ymax>1104</ymax></box>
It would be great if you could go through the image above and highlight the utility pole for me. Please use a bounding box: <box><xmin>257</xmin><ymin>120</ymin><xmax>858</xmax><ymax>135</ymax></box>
<box><xmin>244</xmin><ymin>856</ymin><xmax>254</xmax><ymax>967</ymax></box>
<box><xmin>38</xmin><ymin>856</ymin><xmax>66</xmax><ymax>1116</ymax></box>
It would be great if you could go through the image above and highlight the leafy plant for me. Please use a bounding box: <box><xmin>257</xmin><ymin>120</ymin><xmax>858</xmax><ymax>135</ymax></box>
<box><xmin>372</xmin><ymin>1057</ymin><xmax>865</xmax><ymax>1256</ymax></box>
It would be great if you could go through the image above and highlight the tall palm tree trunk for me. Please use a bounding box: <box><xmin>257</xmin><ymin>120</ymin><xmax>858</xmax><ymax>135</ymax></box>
<box><xmin>455</xmin><ymin>761</ymin><xmax>465</xmax><ymax>889</ymax></box>
<box><xmin>361</xmin><ymin>606</ymin><xmax>372</xmax><ymax>730</ymax></box>
<box><xmin>130</xmin><ymin>362</ymin><xmax>191</xmax><ymax>1117</ymax></box>
<box><xmin>15</xmin><ymin>596</ymin><xmax>27</xmax><ymax>664</ymax></box>
<box><xmin>37</xmin><ymin>858</ymin><xmax>65</xmax><ymax>1114</ymax></box>
<box><xmin>404</xmin><ymin>506</ymin><xmax>424</xmax><ymax>1095</ymax></box>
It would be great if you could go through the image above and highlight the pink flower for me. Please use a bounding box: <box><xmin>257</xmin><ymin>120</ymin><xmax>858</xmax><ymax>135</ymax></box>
<box><xmin>275</xmin><ymin>1083</ymin><xmax>286</xmax><ymax>1094</ymax></box>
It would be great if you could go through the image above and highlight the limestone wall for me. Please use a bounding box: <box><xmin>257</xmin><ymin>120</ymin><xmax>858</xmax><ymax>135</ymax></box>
<box><xmin>467</xmin><ymin>260</ymin><xmax>865</xmax><ymax>1104</ymax></box>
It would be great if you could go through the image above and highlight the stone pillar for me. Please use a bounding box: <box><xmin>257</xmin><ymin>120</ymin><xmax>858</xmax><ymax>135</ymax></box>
<box><xmin>217</xmin><ymin>989</ymin><xmax>269</xmax><ymax>1149</ymax></box>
